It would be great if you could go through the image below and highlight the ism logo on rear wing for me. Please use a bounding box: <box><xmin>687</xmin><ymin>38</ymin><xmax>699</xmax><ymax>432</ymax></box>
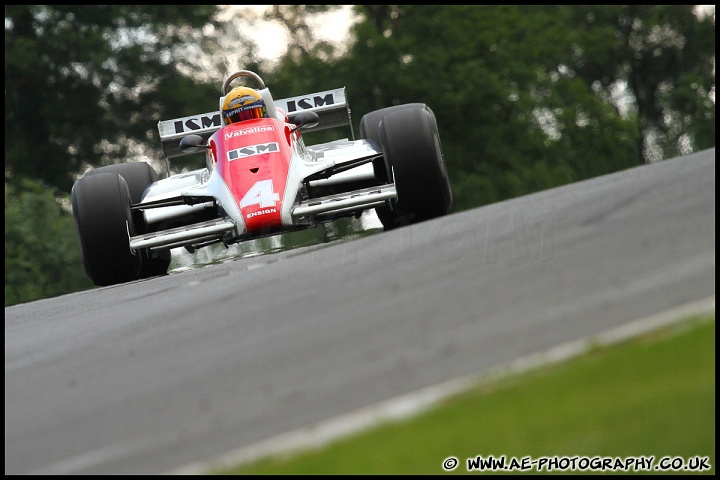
<box><xmin>158</xmin><ymin>87</ymin><xmax>349</xmax><ymax>159</ymax></box>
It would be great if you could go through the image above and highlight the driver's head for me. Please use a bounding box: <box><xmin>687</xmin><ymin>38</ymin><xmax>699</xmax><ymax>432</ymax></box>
<box><xmin>222</xmin><ymin>87</ymin><xmax>268</xmax><ymax>125</ymax></box>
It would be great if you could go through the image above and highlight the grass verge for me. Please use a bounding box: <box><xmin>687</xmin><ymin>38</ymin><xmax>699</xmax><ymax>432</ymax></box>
<box><xmin>214</xmin><ymin>313</ymin><xmax>715</xmax><ymax>475</ymax></box>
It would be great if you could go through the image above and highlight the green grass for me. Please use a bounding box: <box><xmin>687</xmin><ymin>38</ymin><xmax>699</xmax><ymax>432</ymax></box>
<box><xmin>214</xmin><ymin>314</ymin><xmax>715</xmax><ymax>475</ymax></box>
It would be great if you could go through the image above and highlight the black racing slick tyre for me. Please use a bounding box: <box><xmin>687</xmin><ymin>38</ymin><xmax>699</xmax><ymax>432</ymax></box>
<box><xmin>83</xmin><ymin>162</ymin><xmax>171</xmax><ymax>278</ymax></box>
<box><xmin>83</xmin><ymin>161</ymin><xmax>158</xmax><ymax>204</ymax></box>
<box><xmin>71</xmin><ymin>172</ymin><xmax>142</xmax><ymax>286</ymax></box>
<box><xmin>140</xmin><ymin>249</ymin><xmax>172</xmax><ymax>278</ymax></box>
<box><xmin>359</xmin><ymin>103</ymin><xmax>427</xmax><ymax>184</ymax></box>
<box><xmin>359</xmin><ymin>104</ymin><xmax>429</xmax><ymax>230</ymax></box>
<box><xmin>378</xmin><ymin>105</ymin><xmax>453</xmax><ymax>227</ymax></box>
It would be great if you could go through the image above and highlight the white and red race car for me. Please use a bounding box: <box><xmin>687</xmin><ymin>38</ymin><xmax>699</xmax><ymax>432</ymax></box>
<box><xmin>71</xmin><ymin>70</ymin><xmax>453</xmax><ymax>286</ymax></box>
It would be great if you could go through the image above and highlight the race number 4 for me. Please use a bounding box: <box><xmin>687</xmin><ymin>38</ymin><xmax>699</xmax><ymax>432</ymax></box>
<box><xmin>240</xmin><ymin>179</ymin><xmax>280</xmax><ymax>208</ymax></box>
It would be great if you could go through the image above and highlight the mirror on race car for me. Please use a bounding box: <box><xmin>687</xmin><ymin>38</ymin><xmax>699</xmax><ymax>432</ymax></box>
<box><xmin>179</xmin><ymin>134</ymin><xmax>209</xmax><ymax>154</ymax></box>
<box><xmin>290</xmin><ymin>110</ymin><xmax>320</xmax><ymax>133</ymax></box>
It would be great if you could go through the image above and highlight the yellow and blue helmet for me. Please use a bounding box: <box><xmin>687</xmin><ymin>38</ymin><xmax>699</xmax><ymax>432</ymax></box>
<box><xmin>221</xmin><ymin>86</ymin><xmax>268</xmax><ymax>125</ymax></box>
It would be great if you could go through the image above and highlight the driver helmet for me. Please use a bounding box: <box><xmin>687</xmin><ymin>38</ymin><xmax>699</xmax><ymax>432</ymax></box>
<box><xmin>222</xmin><ymin>86</ymin><xmax>268</xmax><ymax>125</ymax></box>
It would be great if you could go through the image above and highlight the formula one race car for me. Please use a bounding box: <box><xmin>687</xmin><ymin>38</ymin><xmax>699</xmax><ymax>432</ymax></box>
<box><xmin>71</xmin><ymin>70</ymin><xmax>452</xmax><ymax>286</ymax></box>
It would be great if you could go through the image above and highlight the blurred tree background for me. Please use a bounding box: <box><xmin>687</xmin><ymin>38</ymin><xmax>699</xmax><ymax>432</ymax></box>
<box><xmin>5</xmin><ymin>5</ymin><xmax>715</xmax><ymax>306</ymax></box>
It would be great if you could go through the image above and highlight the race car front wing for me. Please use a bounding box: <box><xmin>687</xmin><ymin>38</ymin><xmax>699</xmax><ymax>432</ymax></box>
<box><xmin>128</xmin><ymin>183</ymin><xmax>397</xmax><ymax>251</ymax></box>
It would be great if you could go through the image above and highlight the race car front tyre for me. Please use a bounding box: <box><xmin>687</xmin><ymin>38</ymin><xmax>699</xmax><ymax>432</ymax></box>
<box><xmin>71</xmin><ymin>172</ymin><xmax>142</xmax><ymax>286</ymax></box>
<box><xmin>83</xmin><ymin>161</ymin><xmax>159</xmax><ymax>204</ymax></box>
<box><xmin>378</xmin><ymin>105</ymin><xmax>453</xmax><ymax>227</ymax></box>
<box><xmin>83</xmin><ymin>162</ymin><xmax>171</xmax><ymax>278</ymax></box>
<box><xmin>360</xmin><ymin>104</ymin><xmax>430</xmax><ymax>230</ymax></box>
<box><xmin>359</xmin><ymin>103</ymin><xmax>427</xmax><ymax>184</ymax></box>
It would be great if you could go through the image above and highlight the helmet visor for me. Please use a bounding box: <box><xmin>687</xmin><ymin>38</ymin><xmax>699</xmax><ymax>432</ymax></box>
<box><xmin>223</xmin><ymin>101</ymin><xmax>267</xmax><ymax>124</ymax></box>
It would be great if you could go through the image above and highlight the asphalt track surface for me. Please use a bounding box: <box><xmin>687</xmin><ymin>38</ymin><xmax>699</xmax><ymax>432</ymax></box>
<box><xmin>5</xmin><ymin>149</ymin><xmax>715</xmax><ymax>474</ymax></box>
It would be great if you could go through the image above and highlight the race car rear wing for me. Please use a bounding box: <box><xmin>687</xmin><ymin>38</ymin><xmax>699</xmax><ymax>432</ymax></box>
<box><xmin>157</xmin><ymin>87</ymin><xmax>351</xmax><ymax>160</ymax></box>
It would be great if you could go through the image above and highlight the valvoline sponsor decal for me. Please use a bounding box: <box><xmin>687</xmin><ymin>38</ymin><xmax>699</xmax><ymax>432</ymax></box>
<box><xmin>224</xmin><ymin>125</ymin><xmax>275</xmax><ymax>140</ymax></box>
<box><xmin>211</xmin><ymin>119</ymin><xmax>290</xmax><ymax>233</ymax></box>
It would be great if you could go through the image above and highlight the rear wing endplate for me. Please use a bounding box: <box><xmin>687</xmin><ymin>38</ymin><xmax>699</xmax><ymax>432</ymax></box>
<box><xmin>157</xmin><ymin>87</ymin><xmax>350</xmax><ymax>160</ymax></box>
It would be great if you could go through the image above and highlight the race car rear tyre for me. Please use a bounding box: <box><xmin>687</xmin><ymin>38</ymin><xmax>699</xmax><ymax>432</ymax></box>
<box><xmin>71</xmin><ymin>172</ymin><xmax>142</xmax><ymax>286</ymax></box>
<box><xmin>140</xmin><ymin>249</ymin><xmax>172</xmax><ymax>279</ymax></box>
<box><xmin>359</xmin><ymin>104</ymin><xmax>428</xmax><ymax>230</ymax></box>
<box><xmin>378</xmin><ymin>105</ymin><xmax>453</xmax><ymax>227</ymax></box>
<box><xmin>83</xmin><ymin>161</ymin><xmax>159</xmax><ymax>204</ymax></box>
<box><xmin>84</xmin><ymin>162</ymin><xmax>171</xmax><ymax>278</ymax></box>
